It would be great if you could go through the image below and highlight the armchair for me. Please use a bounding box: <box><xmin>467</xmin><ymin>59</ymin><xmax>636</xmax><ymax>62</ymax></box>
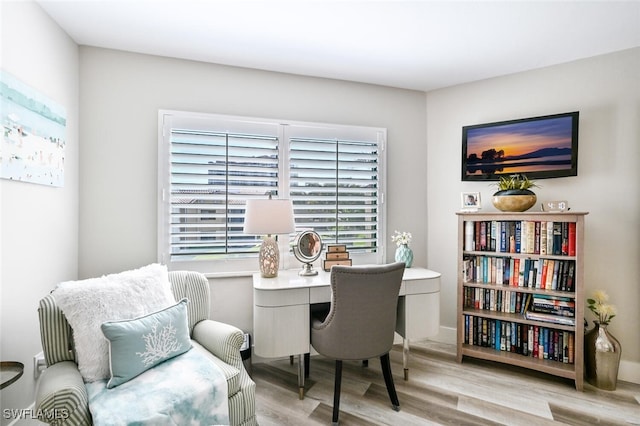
<box><xmin>35</xmin><ymin>270</ymin><xmax>257</xmax><ymax>426</ymax></box>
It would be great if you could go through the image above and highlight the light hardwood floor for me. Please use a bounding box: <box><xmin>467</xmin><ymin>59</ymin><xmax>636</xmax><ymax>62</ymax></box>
<box><xmin>251</xmin><ymin>341</ymin><xmax>640</xmax><ymax>425</ymax></box>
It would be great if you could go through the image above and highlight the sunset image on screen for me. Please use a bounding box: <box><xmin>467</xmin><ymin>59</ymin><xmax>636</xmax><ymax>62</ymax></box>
<box><xmin>465</xmin><ymin>115</ymin><xmax>574</xmax><ymax>177</ymax></box>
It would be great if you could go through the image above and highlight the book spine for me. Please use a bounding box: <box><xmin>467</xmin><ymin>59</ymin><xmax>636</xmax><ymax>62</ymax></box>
<box><xmin>561</xmin><ymin>222</ymin><xmax>569</xmax><ymax>255</ymax></box>
<box><xmin>465</xmin><ymin>221</ymin><xmax>475</xmax><ymax>251</ymax></box>
<box><xmin>546</xmin><ymin>221</ymin><xmax>554</xmax><ymax>255</ymax></box>
<box><xmin>568</xmin><ymin>222</ymin><xmax>576</xmax><ymax>256</ymax></box>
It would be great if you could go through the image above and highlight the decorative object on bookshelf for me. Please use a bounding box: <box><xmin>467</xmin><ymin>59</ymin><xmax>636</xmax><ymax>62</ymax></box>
<box><xmin>461</xmin><ymin>192</ymin><xmax>481</xmax><ymax>212</ymax></box>
<box><xmin>491</xmin><ymin>174</ymin><xmax>538</xmax><ymax>212</ymax></box>
<box><xmin>584</xmin><ymin>290</ymin><xmax>621</xmax><ymax>390</ymax></box>
<box><xmin>541</xmin><ymin>200</ymin><xmax>569</xmax><ymax>212</ymax></box>
<box><xmin>293</xmin><ymin>230</ymin><xmax>323</xmax><ymax>276</ymax></box>
<box><xmin>391</xmin><ymin>230</ymin><xmax>413</xmax><ymax>268</ymax></box>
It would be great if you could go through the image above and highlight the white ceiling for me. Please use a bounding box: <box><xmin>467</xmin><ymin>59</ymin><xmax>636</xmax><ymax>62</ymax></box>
<box><xmin>37</xmin><ymin>0</ymin><xmax>640</xmax><ymax>92</ymax></box>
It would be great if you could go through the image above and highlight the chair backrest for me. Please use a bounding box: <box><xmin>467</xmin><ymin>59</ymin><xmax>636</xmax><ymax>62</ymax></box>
<box><xmin>313</xmin><ymin>262</ymin><xmax>405</xmax><ymax>360</ymax></box>
<box><xmin>38</xmin><ymin>270</ymin><xmax>211</xmax><ymax>367</ymax></box>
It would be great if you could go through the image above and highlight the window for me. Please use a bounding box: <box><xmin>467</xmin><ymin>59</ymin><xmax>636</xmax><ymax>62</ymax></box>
<box><xmin>158</xmin><ymin>111</ymin><xmax>386</xmax><ymax>274</ymax></box>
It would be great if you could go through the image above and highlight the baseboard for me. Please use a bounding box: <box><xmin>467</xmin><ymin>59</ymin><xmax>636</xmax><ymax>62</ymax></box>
<box><xmin>619</xmin><ymin>359</ymin><xmax>640</xmax><ymax>385</ymax></box>
<box><xmin>428</xmin><ymin>326</ymin><xmax>457</xmax><ymax>345</ymax></box>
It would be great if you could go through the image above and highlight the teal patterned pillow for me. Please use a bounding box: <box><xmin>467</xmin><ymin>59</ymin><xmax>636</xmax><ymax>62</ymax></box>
<box><xmin>101</xmin><ymin>298</ymin><xmax>192</xmax><ymax>388</ymax></box>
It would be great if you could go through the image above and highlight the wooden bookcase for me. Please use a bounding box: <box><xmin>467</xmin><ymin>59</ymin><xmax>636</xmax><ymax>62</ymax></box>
<box><xmin>456</xmin><ymin>211</ymin><xmax>587</xmax><ymax>390</ymax></box>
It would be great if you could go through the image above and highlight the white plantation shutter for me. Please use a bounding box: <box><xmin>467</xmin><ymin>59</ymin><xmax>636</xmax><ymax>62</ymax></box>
<box><xmin>288</xmin><ymin>125</ymin><xmax>383</xmax><ymax>259</ymax></box>
<box><xmin>159</xmin><ymin>111</ymin><xmax>386</xmax><ymax>273</ymax></box>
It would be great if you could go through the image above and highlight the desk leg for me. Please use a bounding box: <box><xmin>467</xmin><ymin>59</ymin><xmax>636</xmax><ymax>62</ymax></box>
<box><xmin>297</xmin><ymin>354</ymin><xmax>305</xmax><ymax>399</ymax></box>
<box><xmin>403</xmin><ymin>338</ymin><xmax>410</xmax><ymax>381</ymax></box>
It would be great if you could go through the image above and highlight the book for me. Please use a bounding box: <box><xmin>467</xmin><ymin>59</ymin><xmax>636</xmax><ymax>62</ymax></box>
<box><xmin>561</xmin><ymin>222</ymin><xmax>569</xmax><ymax>255</ymax></box>
<box><xmin>524</xmin><ymin>311</ymin><xmax>576</xmax><ymax>326</ymax></box>
<box><xmin>540</xmin><ymin>259</ymin><xmax>549</xmax><ymax>289</ymax></box>
<box><xmin>546</xmin><ymin>221</ymin><xmax>554</xmax><ymax>256</ymax></box>
<box><xmin>568</xmin><ymin>222</ymin><xmax>576</xmax><ymax>256</ymax></box>
<box><xmin>552</xmin><ymin>222</ymin><xmax>562</xmax><ymax>255</ymax></box>
<box><xmin>568</xmin><ymin>333</ymin><xmax>575</xmax><ymax>364</ymax></box>
<box><xmin>515</xmin><ymin>221</ymin><xmax>522</xmax><ymax>253</ymax></box>
<box><xmin>545</xmin><ymin>260</ymin><xmax>555</xmax><ymax>289</ymax></box>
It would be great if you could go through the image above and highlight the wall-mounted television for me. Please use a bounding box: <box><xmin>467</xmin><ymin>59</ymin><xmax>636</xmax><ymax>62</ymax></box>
<box><xmin>462</xmin><ymin>111</ymin><xmax>579</xmax><ymax>181</ymax></box>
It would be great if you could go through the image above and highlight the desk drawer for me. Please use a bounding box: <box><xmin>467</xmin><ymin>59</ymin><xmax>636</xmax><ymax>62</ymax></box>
<box><xmin>310</xmin><ymin>286</ymin><xmax>331</xmax><ymax>304</ymax></box>
<box><xmin>401</xmin><ymin>277</ymin><xmax>440</xmax><ymax>295</ymax></box>
<box><xmin>254</xmin><ymin>288</ymin><xmax>309</xmax><ymax>307</ymax></box>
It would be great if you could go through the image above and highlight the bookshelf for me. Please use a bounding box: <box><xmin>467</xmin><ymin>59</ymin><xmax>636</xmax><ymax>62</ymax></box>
<box><xmin>456</xmin><ymin>211</ymin><xmax>587</xmax><ymax>390</ymax></box>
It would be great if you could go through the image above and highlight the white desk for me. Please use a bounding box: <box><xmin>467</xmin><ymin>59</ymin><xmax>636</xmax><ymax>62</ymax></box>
<box><xmin>253</xmin><ymin>267</ymin><xmax>441</xmax><ymax>398</ymax></box>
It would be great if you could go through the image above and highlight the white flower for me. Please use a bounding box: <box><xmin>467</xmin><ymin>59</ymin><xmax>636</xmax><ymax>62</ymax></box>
<box><xmin>587</xmin><ymin>290</ymin><xmax>616</xmax><ymax>325</ymax></box>
<box><xmin>391</xmin><ymin>230</ymin><xmax>412</xmax><ymax>247</ymax></box>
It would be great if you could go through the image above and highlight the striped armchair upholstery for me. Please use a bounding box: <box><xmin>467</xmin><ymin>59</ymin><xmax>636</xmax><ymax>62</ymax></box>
<box><xmin>36</xmin><ymin>270</ymin><xmax>257</xmax><ymax>426</ymax></box>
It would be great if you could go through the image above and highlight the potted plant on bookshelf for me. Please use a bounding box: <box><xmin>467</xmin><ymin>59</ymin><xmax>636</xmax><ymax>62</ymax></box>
<box><xmin>391</xmin><ymin>230</ymin><xmax>413</xmax><ymax>268</ymax></box>
<box><xmin>584</xmin><ymin>290</ymin><xmax>621</xmax><ymax>390</ymax></box>
<box><xmin>491</xmin><ymin>174</ymin><xmax>538</xmax><ymax>212</ymax></box>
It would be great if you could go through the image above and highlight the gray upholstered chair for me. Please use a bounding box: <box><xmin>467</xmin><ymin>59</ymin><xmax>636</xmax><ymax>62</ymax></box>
<box><xmin>35</xmin><ymin>270</ymin><xmax>257</xmax><ymax>426</ymax></box>
<box><xmin>310</xmin><ymin>262</ymin><xmax>405</xmax><ymax>425</ymax></box>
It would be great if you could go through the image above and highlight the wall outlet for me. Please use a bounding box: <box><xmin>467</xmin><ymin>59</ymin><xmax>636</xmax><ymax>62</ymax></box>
<box><xmin>33</xmin><ymin>352</ymin><xmax>46</xmax><ymax>379</ymax></box>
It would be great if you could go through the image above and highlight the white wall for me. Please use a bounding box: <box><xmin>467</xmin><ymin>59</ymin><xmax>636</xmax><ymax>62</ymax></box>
<box><xmin>426</xmin><ymin>48</ymin><xmax>640</xmax><ymax>382</ymax></box>
<box><xmin>78</xmin><ymin>47</ymin><xmax>427</xmax><ymax>331</ymax></box>
<box><xmin>0</xmin><ymin>2</ymin><xmax>79</xmax><ymax>421</ymax></box>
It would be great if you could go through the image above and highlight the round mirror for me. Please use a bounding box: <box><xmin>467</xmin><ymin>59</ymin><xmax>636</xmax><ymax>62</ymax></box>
<box><xmin>294</xmin><ymin>230</ymin><xmax>322</xmax><ymax>276</ymax></box>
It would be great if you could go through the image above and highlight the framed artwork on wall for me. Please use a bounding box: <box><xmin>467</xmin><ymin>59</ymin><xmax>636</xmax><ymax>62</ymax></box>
<box><xmin>0</xmin><ymin>69</ymin><xmax>67</xmax><ymax>187</ymax></box>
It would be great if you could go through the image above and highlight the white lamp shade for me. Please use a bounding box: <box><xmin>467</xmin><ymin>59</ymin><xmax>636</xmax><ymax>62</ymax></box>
<box><xmin>243</xmin><ymin>198</ymin><xmax>295</xmax><ymax>235</ymax></box>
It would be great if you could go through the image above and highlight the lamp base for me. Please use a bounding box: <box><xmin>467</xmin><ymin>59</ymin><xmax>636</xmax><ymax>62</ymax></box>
<box><xmin>259</xmin><ymin>236</ymin><xmax>280</xmax><ymax>278</ymax></box>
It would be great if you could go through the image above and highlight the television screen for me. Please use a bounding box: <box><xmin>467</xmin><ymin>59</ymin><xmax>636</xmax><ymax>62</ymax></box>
<box><xmin>462</xmin><ymin>111</ymin><xmax>579</xmax><ymax>181</ymax></box>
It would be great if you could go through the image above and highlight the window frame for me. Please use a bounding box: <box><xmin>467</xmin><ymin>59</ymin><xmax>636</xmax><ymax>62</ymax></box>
<box><xmin>158</xmin><ymin>110</ymin><xmax>387</xmax><ymax>276</ymax></box>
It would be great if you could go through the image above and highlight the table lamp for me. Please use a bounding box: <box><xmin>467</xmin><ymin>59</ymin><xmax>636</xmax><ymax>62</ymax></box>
<box><xmin>243</xmin><ymin>196</ymin><xmax>295</xmax><ymax>278</ymax></box>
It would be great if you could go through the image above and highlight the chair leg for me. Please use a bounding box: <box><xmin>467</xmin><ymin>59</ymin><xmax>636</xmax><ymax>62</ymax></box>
<box><xmin>380</xmin><ymin>353</ymin><xmax>400</xmax><ymax>411</ymax></box>
<box><xmin>304</xmin><ymin>353</ymin><xmax>310</xmax><ymax>378</ymax></box>
<box><xmin>332</xmin><ymin>360</ymin><xmax>343</xmax><ymax>425</ymax></box>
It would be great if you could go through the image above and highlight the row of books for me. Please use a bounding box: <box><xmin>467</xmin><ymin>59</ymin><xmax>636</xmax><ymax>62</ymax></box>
<box><xmin>464</xmin><ymin>315</ymin><xmax>575</xmax><ymax>364</ymax></box>
<box><xmin>464</xmin><ymin>220</ymin><xmax>576</xmax><ymax>256</ymax></box>
<box><xmin>463</xmin><ymin>288</ymin><xmax>576</xmax><ymax>326</ymax></box>
<box><xmin>463</xmin><ymin>255</ymin><xmax>575</xmax><ymax>292</ymax></box>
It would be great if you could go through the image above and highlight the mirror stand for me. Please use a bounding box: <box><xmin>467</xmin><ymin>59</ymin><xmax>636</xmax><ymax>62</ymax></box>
<box><xmin>299</xmin><ymin>262</ymin><xmax>318</xmax><ymax>276</ymax></box>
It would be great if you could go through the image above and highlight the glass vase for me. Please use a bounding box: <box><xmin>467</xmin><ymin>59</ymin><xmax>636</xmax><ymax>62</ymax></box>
<box><xmin>394</xmin><ymin>244</ymin><xmax>413</xmax><ymax>268</ymax></box>
<box><xmin>584</xmin><ymin>321</ymin><xmax>622</xmax><ymax>390</ymax></box>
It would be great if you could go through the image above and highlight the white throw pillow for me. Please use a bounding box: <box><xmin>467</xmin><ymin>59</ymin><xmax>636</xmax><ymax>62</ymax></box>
<box><xmin>53</xmin><ymin>264</ymin><xmax>176</xmax><ymax>382</ymax></box>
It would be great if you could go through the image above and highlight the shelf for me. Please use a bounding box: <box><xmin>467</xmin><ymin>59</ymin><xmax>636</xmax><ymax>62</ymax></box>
<box><xmin>461</xmin><ymin>345</ymin><xmax>577</xmax><ymax>380</ymax></box>
<box><xmin>462</xmin><ymin>281</ymin><xmax>575</xmax><ymax>298</ymax></box>
<box><xmin>463</xmin><ymin>250</ymin><xmax>577</xmax><ymax>261</ymax></box>
<box><xmin>462</xmin><ymin>308</ymin><xmax>576</xmax><ymax>331</ymax></box>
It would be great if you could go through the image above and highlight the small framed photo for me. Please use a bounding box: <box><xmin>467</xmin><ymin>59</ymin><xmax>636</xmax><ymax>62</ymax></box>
<box><xmin>461</xmin><ymin>192</ymin><xmax>481</xmax><ymax>211</ymax></box>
